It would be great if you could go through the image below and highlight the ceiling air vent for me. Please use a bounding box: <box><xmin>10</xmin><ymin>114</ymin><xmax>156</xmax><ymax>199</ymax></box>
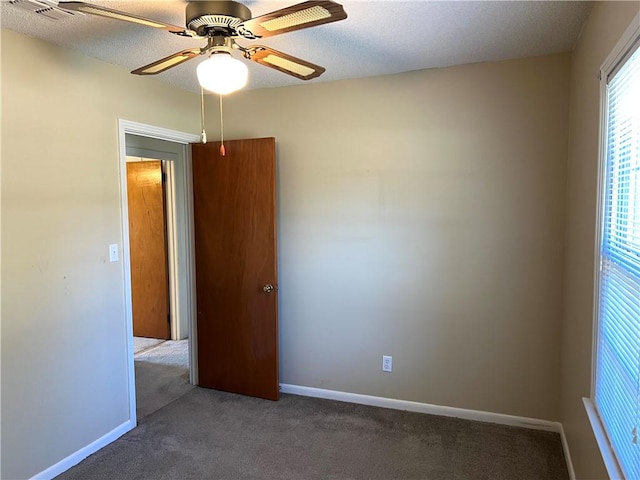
<box><xmin>9</xmin><ymin>0</ymin><xmax>77</xmax><ymax>20</ymax></box>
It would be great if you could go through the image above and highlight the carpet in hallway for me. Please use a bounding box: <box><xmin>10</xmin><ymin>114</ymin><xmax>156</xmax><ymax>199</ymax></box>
<box><xmin>133</xmin><ymin>337</ymin><xmax>164</xmax><ymax>355</ymax></box>
<box><xmin>135</xmin><ymin>339</ymin><xmax>189</xmax><ymax>369</ymax></box>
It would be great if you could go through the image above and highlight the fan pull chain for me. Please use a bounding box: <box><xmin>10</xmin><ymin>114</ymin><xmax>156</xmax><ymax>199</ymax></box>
<box><xmin>219</xmin><ymin>94</ymin><xmax>226</xmax><ymax>156</ymax></box>
<box><xmin>200</xmin><ymin>87</ymin><xmax>207</xmax><ymax>144</ymax></box>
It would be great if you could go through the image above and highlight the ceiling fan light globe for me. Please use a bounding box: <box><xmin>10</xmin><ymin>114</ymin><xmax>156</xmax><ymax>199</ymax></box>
<box><xmin>197</xmin><ymin>53</ymin><xmax>248</xmax><ymax>95</ymax></box>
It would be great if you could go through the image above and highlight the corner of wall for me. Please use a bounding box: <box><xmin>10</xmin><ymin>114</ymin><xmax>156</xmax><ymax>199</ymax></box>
<box><xmin>560</xmin><ymin>2</ymin><xmax>640</xmax><ymax>478</ymax></box>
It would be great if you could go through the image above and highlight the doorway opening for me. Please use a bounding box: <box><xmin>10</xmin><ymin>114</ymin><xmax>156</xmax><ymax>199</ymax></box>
<box><xmin>118</xmin><ymin>120</ymin><xmax>200</xmax><ymax>424</ymax></box>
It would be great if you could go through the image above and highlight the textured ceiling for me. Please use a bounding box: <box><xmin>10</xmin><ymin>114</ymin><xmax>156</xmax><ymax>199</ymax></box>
<box><xmin>1</xmin><ymin>1</ymin><xmax>592</xmax><ymax>93</ymax></box>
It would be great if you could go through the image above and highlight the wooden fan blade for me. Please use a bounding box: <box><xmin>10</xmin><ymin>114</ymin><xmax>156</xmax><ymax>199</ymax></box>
<box><xmin>132</xmin><ymin>48</ymin><xmax>202</xmax><ymax>75</ymax></box>
<box><xmin>245</xmin><ymin>46</ymin><xmax>325</xmax><ymax>80</ymax></box>
<box><xmin>58</xmin><ymin>2</ymin><xmax>194</xmax><ymax>37</ymax></box>
<box><xmin>237</xmin><ymin>0</ymin><xmax>347</xmax><ymax>39</ymax></box>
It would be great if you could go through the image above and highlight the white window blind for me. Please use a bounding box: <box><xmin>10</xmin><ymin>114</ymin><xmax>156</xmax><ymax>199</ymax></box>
<box><xmin>595</xmin><ymin>42</ymin><xmax>640</xmax><ymax>480</ymax></box>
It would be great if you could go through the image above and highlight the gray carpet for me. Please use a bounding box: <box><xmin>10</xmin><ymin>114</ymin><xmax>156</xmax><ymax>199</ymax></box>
<box><xmin>135</xmin><ymin>360</ymin><xmax>194</xmax><ymax>419</ymax></box>
<box><xmin>57</xmin><ymin>387</ymin><xmax>569</xmax><ymax>480</ymax></box>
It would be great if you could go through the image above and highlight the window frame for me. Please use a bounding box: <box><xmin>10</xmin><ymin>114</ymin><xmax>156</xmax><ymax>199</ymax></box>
<box><xmin>585</xmin><ymin>12</ymin><xmax>640</xmax><ymax>480</ymax></box>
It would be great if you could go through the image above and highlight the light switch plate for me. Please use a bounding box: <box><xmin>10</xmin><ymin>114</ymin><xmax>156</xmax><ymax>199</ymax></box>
<box><xmin>109</xmin><ymin>244</ymin><xmax>119</xmax><ymax>263</ymax></box>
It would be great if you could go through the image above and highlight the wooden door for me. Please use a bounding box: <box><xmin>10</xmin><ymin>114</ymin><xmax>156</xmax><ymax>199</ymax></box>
<box><xmin>192</xmin><ymin>138</ymin><xmax>279</xmax><ymax>401</ymax></box>
<box><xmin>126</xmin><ymin>161</ymin><xmax>170</xmax><ymax>340</ymax></box>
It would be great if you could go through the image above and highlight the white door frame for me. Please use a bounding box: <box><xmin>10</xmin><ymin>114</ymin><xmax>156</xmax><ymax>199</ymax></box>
<box><xmin>118</xmin><ymin>119</ymin><xmax>200</xmax><ymax>425</ymax></box>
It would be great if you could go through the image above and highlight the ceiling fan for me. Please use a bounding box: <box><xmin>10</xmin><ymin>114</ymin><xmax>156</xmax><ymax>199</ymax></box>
<box><xmin>54</xmin><ymin>0</ymin><xmax>348</xmax><ymax>91</ymax></box>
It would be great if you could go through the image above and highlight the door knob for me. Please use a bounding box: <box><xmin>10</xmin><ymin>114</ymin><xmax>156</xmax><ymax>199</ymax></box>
<box><xmin>263</xmin><ymin>284</ymin><xmax>274</xmax><ymax>293</ymax></box>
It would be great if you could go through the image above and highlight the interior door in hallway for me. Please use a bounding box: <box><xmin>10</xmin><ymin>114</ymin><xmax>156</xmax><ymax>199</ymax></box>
<box><xmin>126</xmin><ymin>160</ymin><xmax>170</xmax><ymax>339</ymax></box>
<box><xmin>192</xmin><ymin>137</ymin><xmax>279</xmax><ymax>401</ymax></box>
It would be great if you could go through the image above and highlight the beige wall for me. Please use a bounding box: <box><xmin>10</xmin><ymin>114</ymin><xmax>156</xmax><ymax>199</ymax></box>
<box><xmin>0</xmin><ymin>29</ymin><xmax>199</xmax><ymax>479</ymax></box>
<box><xmin>561</xmin><ymin>2</ymin><xmax>640</xmax><ymax>479</ymax></box>
<box><xmin>215</xmin><ymin>53</ymin><xmax>571</xmax><ymax>419</ymax></box>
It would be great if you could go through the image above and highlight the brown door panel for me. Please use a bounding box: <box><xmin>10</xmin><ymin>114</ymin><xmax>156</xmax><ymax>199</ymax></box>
<box><xmin>192</xmin><ymin>138</ymin><xmax>279</xmax><ymax>400</ymax></box>
<box><xmin>126</xmin><ymin>160</ymin><xmax>170</xmax><ymax>340</ymax></box>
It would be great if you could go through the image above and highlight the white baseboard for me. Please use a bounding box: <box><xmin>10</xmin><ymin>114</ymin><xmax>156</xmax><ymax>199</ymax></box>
<box><xmin>558</xmin><ymin>423</ymin><xmax>577</xmax><ymax>480</ymax></box>
<box><xmin>281</xmin><ymin>384</ymin><xmax>574</xmax><ymax>476</ymax></box>
<box><xmin>30</xmin><ymin>419</ymin><xmax>135</xmax><ymax>480</ymax></box>
<box><xmin>280</xmin><ymin>384</ymin><xmax>561</xmax><ymax>432</ymax></box>
<box><xmin>280</xmin><ymin>383</ymin><xmax>576</xmax><ymax>472</ymax></box>
<box><xmin>280</xmin><ymin>383</ymin><xmax>576</xmax><ymax>474</ymax></box>
<box><xmin>29</xmin><ymin>386</ymin><xmax>573</xmax><ymax>479</ymax></box>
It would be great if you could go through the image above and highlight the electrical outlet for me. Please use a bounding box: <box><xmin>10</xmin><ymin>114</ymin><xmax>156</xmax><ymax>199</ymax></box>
<box><xmin>382</xmin><ymin>355</ymin><xmax>393</xmax><ymax>373</ymax></box>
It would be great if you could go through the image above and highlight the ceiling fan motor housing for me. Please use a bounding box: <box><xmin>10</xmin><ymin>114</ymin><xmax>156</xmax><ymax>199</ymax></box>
<box><xmin>51</xmin><ymin>0</ymin><xmax>347</xmax><ymax>80</ymax></box>
<box><xmin>186</xmin><ymin>1</ymin><xmax>252</xmax><ymax>37</ymax></box>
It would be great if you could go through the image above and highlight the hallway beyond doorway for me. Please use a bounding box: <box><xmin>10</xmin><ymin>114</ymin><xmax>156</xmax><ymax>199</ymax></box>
<box><xmin>134</xmin><ymin>337</ymin><xmax>193</xmax><ymax>418</ymax></box>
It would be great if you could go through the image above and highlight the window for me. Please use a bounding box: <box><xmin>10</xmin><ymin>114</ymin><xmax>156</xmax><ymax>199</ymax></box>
<box><xmin>592</xmin><ymin>22</ymin><xmax>640</xmax><ymax>480</ymax></box>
